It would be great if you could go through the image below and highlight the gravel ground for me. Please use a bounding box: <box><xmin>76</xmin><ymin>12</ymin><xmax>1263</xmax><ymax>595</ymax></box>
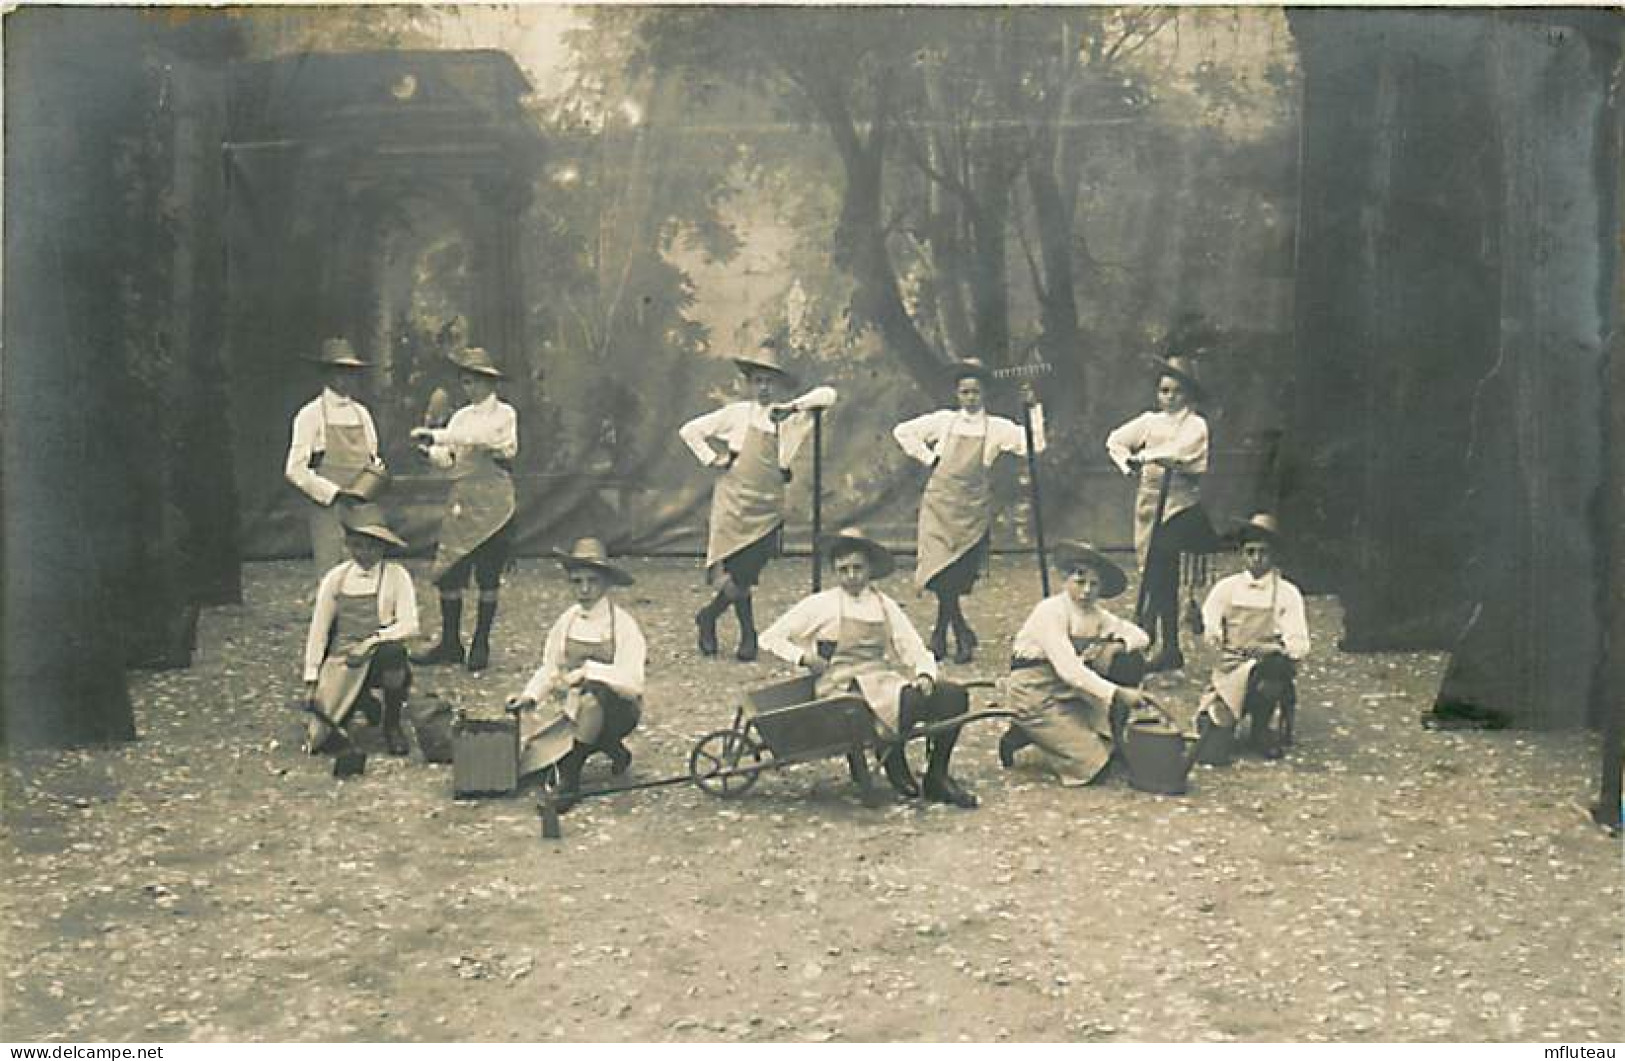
<box><xmin>3</xmin><ymin>556</ymin><xmax>1620</xmax><ymax>1042</ymax></box>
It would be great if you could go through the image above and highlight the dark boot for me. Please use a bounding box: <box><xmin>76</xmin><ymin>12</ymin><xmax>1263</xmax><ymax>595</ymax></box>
<box><xmin>997</xmin><ymin>725</ymin><xmax>1032</xmax><ymax>769</ymax></box>
<box><xmin>413</xmin><ymin>596</ymin><xmax>466</xmax><ymax>666</ymax></box>
<box><xmin>605</xmin><ymin>739</ymin><xmax>633</xmax><ymax>776</ymax></box>
<box><xmin>733</xmin><ymin>595</ymin><xmax>758</xmax><ymax>662</ymax></box>
<box><xmin>1146</xmin><ymin>604</ymin><xmax>1184</xmax><ymax>671</ymax></box>
<box><xmin>951</xmin><ymin>619</ymin><xmax>978</xmax><ymax>665</ymax></box>
<box><xmin>553</xmin><ymin>746</ymin><xmax>587</xmax><ymax>813</ymax></box>
<box><xmin>381</xmin><ymin>694</ymin><xmax>410</xmax><ymax>756</ymax></box>
<box><xmin>946</xmin><ymin>595</ymin><xmax>976</xmax><ymax>664</ymax></box>
<box><xmin>880</xmin><ymin>746</ymin><xmax>921</xmax><ymax>798</ymax></box>
<box><xmin>467</xmin><ymin>598</ymin><xmax>498</xmax><ymax>673</ymax></box>
<box><xmin>694</xmin><ymin>591</ymin><xmax>728</xmax><ymax>657</ymax></box>
<box><xmin>922</xmin><ymin>734</ymin><xmax>977</xmax><ymax>808</ymax></box>
<box><xmin>1145</xmin><ymin>561</ymin><xmax>1183</xmax><ymax>671</ymax></box>
<box><xmin>928</xmin><ymin>597</ymin><xmax>951</xmax><ymax>661</ymax></box>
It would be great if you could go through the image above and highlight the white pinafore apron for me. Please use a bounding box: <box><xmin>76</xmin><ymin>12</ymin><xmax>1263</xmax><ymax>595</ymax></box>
<box><xmin>308</xmin><ymin>408</ymin><xmax>372</xmax><ymax>578</ymax></box>
<box><xmin>914</xmin><ymin>425</ymin><xmax>991</xmax><ymax>590</ymax></box>
<box><xmin>1006</xmin><ymin>615</ymin><xmax>1121</xmax><ymax>785</ymax></box>
<box><xmin>305</xmin><ymin>566</ymin><xmax>383</xmax><ymax>753</ymax></box>
<box><xmin>704</xmin><ymin>418</ymin><xmax>784</xmax><ymax>581</ymax></box>
<box><xmin>816</xmin><ymin>597</ymin><xmax>911</xmax><ymax>739</ymax></box>
<box><xmin>430</xmin><ymin>447</ymin><xmax>516</xmax><ymax>583</ymax></box>
<box><xmin>518</xmin><ymin>612</ymin><xmax>630</xmax><ymax>777</ymax></box>
<box><xmin>1201</xmin><ymin>576</ymin><xmax>1281</xmax><ymax>724</ymax></box>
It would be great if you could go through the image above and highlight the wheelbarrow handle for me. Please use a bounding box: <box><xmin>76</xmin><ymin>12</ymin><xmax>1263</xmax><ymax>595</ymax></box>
<box><xmin>907</xmin><ymin>707</ymin><xmax>1019</xmax><ymax>740</ymax></box>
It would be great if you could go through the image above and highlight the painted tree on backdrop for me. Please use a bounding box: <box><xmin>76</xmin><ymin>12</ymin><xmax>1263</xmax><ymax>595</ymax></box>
<box><xmin>613</xmin><ymin>7</ymin><xmax>1179</xmax><ymax>411</ymax></box>
<box><xmin>506</xmin><ymin>10</ymin><xmax>751</xmax><ymax>547</ymax></box>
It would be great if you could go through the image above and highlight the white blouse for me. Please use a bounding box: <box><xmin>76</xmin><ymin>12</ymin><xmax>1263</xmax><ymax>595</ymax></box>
<box><xmin>1105</xmin><ymin>408</ymin><xmax>1209</xmax><ymax>477</ymax></box>
<box><xmin>284</xmin><ymin>389</ymin><xmax>381</xmax><ymax>505</ymax></box>
<box><xmin>422</xmin><ymin>394</ymin><xmax>519</xmax><ymax>468</ymax></box>
<box><xmin>892</xmin><ymin>407</ymin><xmax>1045</xmax><ymax>467</ymax></box>
<box><xmin>678</xmin><ymin>386</ymin><xmax>838</xmax><ymax>469</ymax></box>
<box><xmin>302</xmin><ymin>560</ymin><xmax>418</xmax><ymax>681</ymax></box>
<box><xmin>519</xmin><ymin>598</ymin><xmax>647</xmax><ymax>702</ymax></box>
<box><xmin>1010</xmin><ymin>594</ymin><xmax>1149</xmax><ymax>703</ymax></box>
<box><xmin>759</xmin><ymin>587</ymin><xmax>937</xmax><ymax>679</ymax></box>
<box><xmin>1201</xmin><ymin>570</ymin><xmax>1310</xmax><ymax>661</ymax></box>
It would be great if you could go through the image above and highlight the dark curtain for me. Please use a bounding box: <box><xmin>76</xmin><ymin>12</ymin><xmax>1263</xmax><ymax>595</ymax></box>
<box><xmin>1289</xmin><ymin>10</ymin><xmax>1621</xmax><ymax>727</ymax></box>
<box><xmin>3</xmin><ymin>9</ymin><xmax>244</xmax><ymax>747</ymax></box>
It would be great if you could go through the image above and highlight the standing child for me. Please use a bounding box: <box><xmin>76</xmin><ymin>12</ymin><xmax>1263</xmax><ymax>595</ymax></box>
<box><xmin>410</xmin><ymin>346</ymin><xmax>519</xmax><ymax>673</ymax></box>
<box><xmin>893</xmin><ymin>359</ymin><xmax>1044</xmax><ymax>662</ymax></box>
<box><xmin>679</xmin><ymin>339</ymin><xmax>836</xmax><ymax>661</ymax></box>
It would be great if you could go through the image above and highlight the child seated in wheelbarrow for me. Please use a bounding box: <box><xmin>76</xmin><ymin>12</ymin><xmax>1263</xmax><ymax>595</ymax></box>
<box><xmin>507</xmin><ymin>538</ymin><xmax>646</xmax><ymax>811</ymax></box>
<box><xmin>758</xmin><ymin>527</ymin><xmax>978</xmax><ymax>808</ymax></box>
<box><xmin>996</xmin><ymin>541</ymin><xmax>1156</xmax><ymax>785</ymax></box>
<box><xmin>301</xmin><ymin>504</ymin><xmax>418</xmax><ymax>756</ymax></box>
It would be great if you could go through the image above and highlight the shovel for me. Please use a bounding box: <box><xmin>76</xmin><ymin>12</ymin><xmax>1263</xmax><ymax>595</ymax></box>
<box><xmin>301</xmin><ymin>701</ymin><xmax>368</xmax><ymax>778</ymax></box>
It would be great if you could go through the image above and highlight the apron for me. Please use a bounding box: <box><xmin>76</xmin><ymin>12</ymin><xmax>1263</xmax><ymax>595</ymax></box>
<box><xmin>518</xmin><ymin>610</ymin><xmax>641</xmax><ymax>777</ymax></box>
<box><xmin>816</xmin><ymin>597</ymin><xmax>911</xmax><ymax>738</ymax></box>
<box><xmin>1197</xmin><ymin>577</ymin><xmax>1281</xmax><ymax>727</ymax></box>
<box><xmin>915</xmin><ymin>426</ymin><xmax>992</xmax><ymax>590</ymax></box>
<box><xmin>704</xmin><ymin>418</ymin><xmax>785</xmax><ymax>577</ymax></box>
<box><xmin>307</xmin><ymin>407</ymin><xmax>372</xmax><ymax>579</ymax></box>
<box><xmin>430</xmin><ymin>447</ymin><xmax>517</xmax><ymax>583</ymax></box>
<box><xmin>304</xmin><ymin>566</ymin><xmax>382</xmax><ymax>753</ymax></box>
<box><xmin>1006</xmin><ymin>618</ymin><xmax>1120</xmax><ymax>786</ymax></box>
<box><xmin>1130</xmin><ymin>414</ymin><xmax>1203</xmax><ymax>568</ymax></box>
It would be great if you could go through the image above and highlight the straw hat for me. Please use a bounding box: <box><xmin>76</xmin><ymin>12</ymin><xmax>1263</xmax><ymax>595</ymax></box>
<box><xmin>1234</xmin><ymin>512</ymin><xmax>1281</xmax><ymax>545</ymax></box>
<box><xmin>304</xmin><ymin>338</ymin><xmax>370</xmax><ymax>369</ymax></box>
<box><xmin>551</xmin><ymin>537</ymin><xmax>635</xmax><ymax>587</ymax></box>
<box><xmin>447</xmin><ymin>346</ymin><xmax>505</xmax><ymax>379</ymax></box>
<box><xmin>340</xmin><ymin>503</ymin><xmax>407</xmax><ymax>549</ymax></box>
<box><xmin>820</xmin><ymin>527</ymin><xmax>896</xmax><ymax>580</ymax></box>
<box><xmin>732</xmin><ymin>339</ymin><xmax>797</xmax><ymax>385</ymax></box>
<box><xmin>1147</xmin><ymin>353</ymin><xmax>1205</xmax><ymax>400</ymax></box>
<box><xmin>1051</xmin><ymin>541</ymin><xmax>1128</xmax><ymax>599</ymax></box>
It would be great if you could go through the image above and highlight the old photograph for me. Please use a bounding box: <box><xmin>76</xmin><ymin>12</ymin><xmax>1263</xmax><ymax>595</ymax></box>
<box><xmin>3</xmin><ymin>3</ymin><xmax>1621</xmax><ymax>1043</ymax></box>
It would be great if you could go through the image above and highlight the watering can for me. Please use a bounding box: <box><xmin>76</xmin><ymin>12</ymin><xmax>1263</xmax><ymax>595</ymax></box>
<box><xmin>1118</xmin><ymin>703</ymin><xmax>1232</xmax><ymax>795</ymax></box>
<box><xmin>344</xmin><ymin>461</ymin><xmax>391</xmax><ymax>502</ymax></box>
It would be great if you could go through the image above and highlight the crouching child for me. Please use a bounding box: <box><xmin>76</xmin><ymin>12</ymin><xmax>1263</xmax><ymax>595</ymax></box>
<box><xmin>508</xmin><ymin>539</ymin><xmax>646</xmax><ymax>811</ymax></box>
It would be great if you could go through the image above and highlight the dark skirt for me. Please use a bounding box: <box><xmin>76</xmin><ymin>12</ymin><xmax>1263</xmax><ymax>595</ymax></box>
<box><xmin>584</xmin><ymin>682</ymin><xmax>643</xmax><ymax>748</ymax></box>
<box><xmin>722</xmin><ymin>525</ymin><xmax>782</xmax><ymax>589</ymax></box>
<box><xmin>924</xmin><ymin>534</ymin><xmax>989</xmax><ymax>596</ymax></box>
<box><xmin>1154</xmin><ymin>505</ymin><xmax>1221</xmax><ymax>556</ymax></box>
<box><xmin>434</xmin><ymin>516</ymin><xmax>514</xmax><ymax>591</ymax></box>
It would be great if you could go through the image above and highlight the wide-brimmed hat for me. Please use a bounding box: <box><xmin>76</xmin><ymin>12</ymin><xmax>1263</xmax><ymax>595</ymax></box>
<box><xmin>340</xmin><ymin>503</ymin><xmax>407</xmax><ymax>549</ymax></box>
<box><xmin>447</xmin><ymin>346</ymin><xmax>505</xmax><ymax>379</ymax></box>
<box><xmin>1051</xmin><ymin>541</ymin><xmax>1128</xmax><ymax>599</ymax></box>
<box><xmin>551</xmin><ymin>537</ymin><xmax>635</xmax><ymax>587</ymax></box>
<box><xmin>732</xmin><ymin>340</ymin><xmax>797</xmax><ymax>385</ymax></box>
<box><xmin>1234</xmin><ymin>512</ymin><xmax>1282</xmax><ymax>545</ymax></box>
<box><xmin>950</xmin><ymin>358</ymin><xmax>993</xmax><ymax>384</ymax></box>
<box><xmin>304</xmin><ymin>337</ymin><xmax>371</xmax><ymax>369</ymax></box>
<box><xmin>820</xmin><ymin>526</ymin><xmax>896</xmax><ymax>580</ymax></box>
<box><xmin>1147</xmin><ymin>353</ymin><xmax>1205</xmax><ymax>400</ymax></box>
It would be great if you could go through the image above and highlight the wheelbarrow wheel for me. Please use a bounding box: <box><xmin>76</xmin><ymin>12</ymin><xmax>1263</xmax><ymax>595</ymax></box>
<box><xmin>689</xmin><ymin>728</ymin><xmax>765</xmax><ymax>798</ymax></box>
